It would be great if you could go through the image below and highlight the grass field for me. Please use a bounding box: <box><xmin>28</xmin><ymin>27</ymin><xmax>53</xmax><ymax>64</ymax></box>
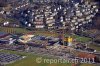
<box><xmin>0</xmin><ymin>18</ymin><xmax>16</xmax><ymax>23</ymax></box>
<box><xmin>64</xmin><ymin>34</ymin><xmax>91</xmax><ymax>42</ymax></box>
<box><xmin>0</xmin><ymin>50</ymin><xmax>71</xmax><ymax>66</ymax></box>
<box><xmin>0</xmin><ymin>50</ymin><xmax>97</xmax><ymax>66</ymax></box>
<box><xmin>89</xmin><ymin>44</ymin><xmax>100</xmax><ymax>51</ymax></box>
<box><xmin>0</xmin><ymin>27</ymin><xmax>30</xmax><ymax>34</ymax></box>
<box><xmin>80</xmin><ymin>63</ymin><xmax>97</xmax><ymax>66</ymax></box>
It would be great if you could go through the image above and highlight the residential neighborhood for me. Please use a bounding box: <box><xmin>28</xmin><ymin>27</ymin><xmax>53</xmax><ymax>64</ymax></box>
<box><xmin>0</xmin><ymin>0</ymin><xmax>100</xmax><ymax>66</ymax></box>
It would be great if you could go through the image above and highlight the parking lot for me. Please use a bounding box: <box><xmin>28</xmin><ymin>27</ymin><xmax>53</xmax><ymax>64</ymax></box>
<box><xmin>0</xmin><ymin>52</ymin><xmax>23</xmax><ymax>65</ymax></box>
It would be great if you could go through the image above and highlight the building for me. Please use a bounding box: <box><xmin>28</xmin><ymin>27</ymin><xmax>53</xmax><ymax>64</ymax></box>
<box><xmin>5</xmin><ymin>0</ymin><xmax>99</xmax><ymax>33</ymax></box>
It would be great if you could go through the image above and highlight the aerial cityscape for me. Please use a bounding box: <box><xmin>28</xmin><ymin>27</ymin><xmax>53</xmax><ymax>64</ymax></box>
<box><xmin>0</xmin><ymin>0</ymin><xmax>100</xmax><ymax>66</ymax></box>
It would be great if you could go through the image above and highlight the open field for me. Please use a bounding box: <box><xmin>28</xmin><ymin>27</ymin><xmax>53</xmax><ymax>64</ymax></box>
<box><xmin>0</xmin><ymin>18</ymin><xmax>16</xmax><ymax>23</ymax></box>
<box><xmin>89</xmin><ymin>44</ymin><xmax>100</xmax><ymax>51</ymax></box>
<box><xmin>0</xmin><ymin>50</ymin><xmax>71</xmax><ymax>66</ymax></box>
<box><xmin>80</xmin><ymin>63</ymin><xmax>97</xmax><ymax>66</ymax></box>
<box><xmin>0</xmin><ymin>50</ymin><xmax>98</xmax><ymax>66</ymax></box>
<box><xmin>0</xmin><ymin>27</ymin><xmax>30</xmax><ymax>34</ymax></box>
<box><xmin>64</xmin><ymin>34</ymin><xmax>91</xmax><ymax>42</ymax></box>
